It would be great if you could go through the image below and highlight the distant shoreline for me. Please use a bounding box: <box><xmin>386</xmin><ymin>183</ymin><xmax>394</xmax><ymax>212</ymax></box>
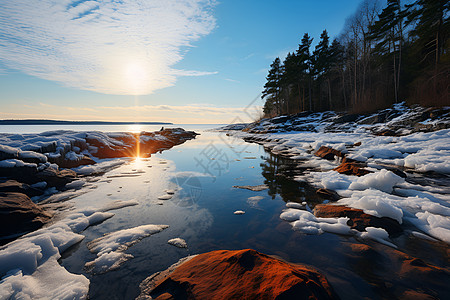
<box><xmin>0</xmin><ymin>120</ymin><xmax>172</xmax><ymax>125</ymax></box>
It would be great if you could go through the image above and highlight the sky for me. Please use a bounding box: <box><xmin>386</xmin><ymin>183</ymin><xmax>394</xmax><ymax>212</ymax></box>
<box><xmin>0</xmin><ymin>0</ymin><xmax>364</xmax><ymax>124</ymax></box>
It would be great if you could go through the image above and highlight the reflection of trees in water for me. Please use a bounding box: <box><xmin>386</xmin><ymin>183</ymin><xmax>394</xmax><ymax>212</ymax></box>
<box><xmin>260</xmin><ymin>152</ymin><xmax>322</xmax><ymax>205</ymax></box>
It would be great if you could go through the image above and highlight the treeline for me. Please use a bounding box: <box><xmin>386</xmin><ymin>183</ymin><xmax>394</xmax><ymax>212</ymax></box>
<box><xmin>262</xmin><ymin>0</ymin><xmax>449</xmax><ymax>117</ymax></box>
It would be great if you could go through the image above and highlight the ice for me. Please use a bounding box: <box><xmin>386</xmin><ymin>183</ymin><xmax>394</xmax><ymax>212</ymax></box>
<box><xmin>348</xmin><ymin>169</ymin><xmax>404</xmax><ymax>193</ymax></box>
<box><xmin>281</xmin><ymin>208</ymin><xmax>353</xmax><ymax>236</ymax></box>
<box><xmin>0</xmin><ymin>208</ymin><xmax>111</xmax><ymax>299</ymax></box>
<box><xmin>286</xmin><ymin>202</ymin><xmax>303</xmax><ymax>209</ymax></box>
<box><xmin>168</xmin><ymin>238</ymin><xmax>188</xmax><ymax>248</ymax></box>
<box><xmin>359</xmin><ymin>227</ymin><xmax>397</xmax><ymax>248</ymax></box>
<box><xmin>247</xmin><ymin>196</ymin><xmax>263</xmax><ymax>207</ymax></box>
<box><xmin>234</xmin><ymin>210</ymin><xmax>245</xmax><ymax>215</ymax></box>
<box><xmin>0</xmin><ymin>159</ymin><xmax>36</xmax><ymax>168</ymax></box>
<box><xmin>85</xmin><ymin>224</ymin><xmax>169</xmax><ymax>274</ymax></box>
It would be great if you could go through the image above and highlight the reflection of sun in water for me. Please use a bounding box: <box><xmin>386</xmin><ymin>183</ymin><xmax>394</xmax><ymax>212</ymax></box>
<box><xmin>128</xmin><ymin>124</ymin><xmax>142</xmax><ymax>133</ymax></box>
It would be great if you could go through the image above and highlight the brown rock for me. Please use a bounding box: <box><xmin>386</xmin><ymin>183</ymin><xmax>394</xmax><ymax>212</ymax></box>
<box><xmin>138</xmin><ymin>249</ymin><xmax>338</xmax><ymax>300</ymax></box>
<box><xmin>345</xmin><ymin>243</ymin><xmax>449</xmax><ymax>299</ymax></box>
<box><xmin>374</xmin><ymin>129</ymin><xmax>398</xmax><ymax>136</ymax></box>
<box><xmin>36</xmin><ymin>167</ymin><xmax>77</xmax><ymax>188</ymax></box>
<box><xmin>333</xmin><ymin>161</ymin><xmax>370</xmax><ymax>176</ymax></box>
<box><xmin>316</xmin><ymin>188</ymin><xmax>341</xmax><ymax>201</ymax></box>
<box><xmin>313</xmin><ymin>204</ymin><xmax>402</xmax><ymax>235</ymax></box>
<box><xmin>0</xmin><ymin>180</ymin><xmax>44</xmax><ymax>197</ymax></box>
<box><xmin>49</xmin><ymin>155</ymin><xmax>96</xmax><ymax>169</ymax></box>
<box><xmin>0</xmin><ymin>192</ymin><xmax>52</xmax><ymax>243</ymax></box>
<box><xmin>315</xmin><ymin>146</ymin><xmax>344</xmax><ymax>160</ymax></box>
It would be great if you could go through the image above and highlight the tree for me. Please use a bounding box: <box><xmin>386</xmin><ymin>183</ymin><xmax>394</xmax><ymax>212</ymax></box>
<box><xmin>296</xmin><ymin>33</ymin><xmax>313</xmax><ymax>110</ymax></box>
<box><xmin>262</xmin><ymin>57</ymin><xmax>283</xmax><ymax>116</ymax></box>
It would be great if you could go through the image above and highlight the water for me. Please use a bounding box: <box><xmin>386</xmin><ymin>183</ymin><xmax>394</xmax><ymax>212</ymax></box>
<box><xmin>0</xmin><ymin>124</ymin><xmax>220</xmax><ymax>134</ymax></box>
<box><xmin>4</xmin><ymin>126</ymin><xmax>449</xmax><ymax>299</ymax></box>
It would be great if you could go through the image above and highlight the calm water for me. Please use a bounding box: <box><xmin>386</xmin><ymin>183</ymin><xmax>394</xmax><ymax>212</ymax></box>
<box><xmin>0</xmin><ymin>124</ymin><xmax>220</xmax><ymax>134</ymax></box>
<box><xmin>5</xmin><ymin>126</ymin><xmax>448</xmax><ymax>299</ymax></box>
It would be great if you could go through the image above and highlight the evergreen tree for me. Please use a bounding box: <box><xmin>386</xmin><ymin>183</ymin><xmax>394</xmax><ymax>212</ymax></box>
<box><xmin>262</xmin><ymin>57</ymin><xmax>283</xmax><ymax>116</ymax></box>
<box><xmin>296</xmin><ymin>33</ymin><xmax>313</xmax><ymax>110</ymax></box>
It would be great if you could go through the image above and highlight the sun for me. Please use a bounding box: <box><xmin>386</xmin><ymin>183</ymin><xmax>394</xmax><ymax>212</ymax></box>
<box><xmin>125</xmin><ymin>62</ymin><xmax>148</xmax><ymax>94</ymax></box>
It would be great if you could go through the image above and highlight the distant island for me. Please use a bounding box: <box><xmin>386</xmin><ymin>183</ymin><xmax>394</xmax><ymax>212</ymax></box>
<box><xmin>0</xmin><ymin>119</ymin><xmax>172</xmax><ymax>125</ymax></box>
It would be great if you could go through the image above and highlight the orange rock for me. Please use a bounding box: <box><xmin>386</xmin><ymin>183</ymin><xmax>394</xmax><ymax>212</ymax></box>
<box><xmin>138</xmin><ymin>249</ymin><xmax>338</xmax><ymax>300</ymax></box>
<box><xmin>333</xmin><ymin>161</ymin><xmax>370</xmax><ymax>176</ymax></box>
<box><xmin>315</xmin><ymin>146</ymin><xmax>344</xmax><ymax>160</ymax></box>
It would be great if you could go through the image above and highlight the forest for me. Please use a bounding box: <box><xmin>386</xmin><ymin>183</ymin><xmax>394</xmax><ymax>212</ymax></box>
<box><xmin>262</xmin><ymin>0</ymin><xmax>449</xmax><ymax>117</ymax></box>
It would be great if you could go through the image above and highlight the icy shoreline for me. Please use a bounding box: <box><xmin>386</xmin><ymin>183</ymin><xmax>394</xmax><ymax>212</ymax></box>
<box><xmin>224</xmin><ymin>103</ymin><xmax>450</xmax><ymax>245</ymax></box>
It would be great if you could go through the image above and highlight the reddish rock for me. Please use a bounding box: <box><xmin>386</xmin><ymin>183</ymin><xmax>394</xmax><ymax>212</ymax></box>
<box><xmin>87</xmin><ymin>128</ymin><xmax>198</xmax><ymax>159</ymax></box>
<box><xmin>313</xmin><ymin>204</ymin><xmax>402</xmax><ymax>235</ymax></box>
<box><xmin>345</xmin><ymin>243</ymin><xmax>449</xmax><ymax>299</ymax></box>
<box><xmin>0</xmin><ymin>192</ymin><xmax>52</xmax><ymax>243</ymax></box>
<box><xmin>138</xmin><ymin>249</ymin><xmax>338</xmax><ymax>300</ymax></box>
<box><xmin>316</xmin><ymin>188</ymin><xmax>341</xmax><ymax>201</ymax></box>
<box><xmin>333</xmin><ymin>161</ymin><xmax>370</xmax><ymax>176</ymax></box>
<box><xmin>315</xmin><ymin>146</ymin><xmax>344</xmax><ymax>160</ymax></box>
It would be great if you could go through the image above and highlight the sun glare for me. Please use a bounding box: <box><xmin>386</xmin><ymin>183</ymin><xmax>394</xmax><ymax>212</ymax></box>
<box><xmin>129</xmin><ymin>124</ymin><xmax>142</xmax><ymax>133</ymax></box>
<box><xmin>125</xmin><ymin>62</ymin><xmax>148</xmax><ymax>94</ymax></box>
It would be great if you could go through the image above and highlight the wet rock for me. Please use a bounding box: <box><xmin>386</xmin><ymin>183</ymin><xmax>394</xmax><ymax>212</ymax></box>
<box><xmin>313</xmin><ymin>204</ymin><xmax>402</xmax><ymax>235</ymax></box>
<box><xmin>0</xmin><ymin>192</ymin><xmax>52</xmax><ymax>242</ymax></box>
<box><xmin>315</xmin><ymin>146</ymin><xmax>344</xmax><ymax>160</ymax></box>
<box><xmin>345</xmin><ymin>243</ymin><xmax>450</xmax><ymax>299</ymax></box>
<box><xmin>232</xmin><ymin>184</ymin><xmax>269</xmax><ymax>191</ymax></box>
<box><xmin>137</xmin><ymin>249</ymin><xmax>338</xmax><ymax>300</ymax></box>
<box><xmin>333</xmin><ymin>161</ymin><xmax>371</xmax><ymax>176</ymax></box>
<box><xmin>316</xmin><ymin>188</ymin><xmax>341</xmax><ymax>201</ymax></box>
<box><xmin>0</xmin><ymin>180</ymin><xmax>44</xmax><ymax>197</ymax></box>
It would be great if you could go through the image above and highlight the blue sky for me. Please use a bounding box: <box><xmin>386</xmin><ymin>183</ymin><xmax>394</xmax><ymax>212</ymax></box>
<box><xmin>0</xmin><ymin>0</ymin><xmax>363</xmax><ymax>124</ymax></box>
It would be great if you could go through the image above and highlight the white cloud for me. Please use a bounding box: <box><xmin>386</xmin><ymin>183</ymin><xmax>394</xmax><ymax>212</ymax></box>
<box><xmin>0</xmin><ymin>0</ymin><xmax>217</xmax><ymax>95</ymax></box>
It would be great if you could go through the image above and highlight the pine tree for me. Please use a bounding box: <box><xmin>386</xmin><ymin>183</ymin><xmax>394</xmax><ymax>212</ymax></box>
<box><xmin>297</xmin><ymin>33</ymin><xmax>313</xmax><ymax>110</ymax></box>
<box><xmin>262</xmin><ymin>57</ymin><xmax>283</xmax><ymax>116</ymax></box>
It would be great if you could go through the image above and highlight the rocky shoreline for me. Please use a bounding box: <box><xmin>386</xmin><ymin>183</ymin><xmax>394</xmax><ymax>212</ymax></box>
<box><xmin>0</xmin><ymin>128</ymin><xmax>198</xmax><ymax>243</ymax></box>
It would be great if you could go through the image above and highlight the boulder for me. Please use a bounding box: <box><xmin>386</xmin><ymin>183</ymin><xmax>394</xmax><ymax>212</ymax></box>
<box><xmin>315</xmin><ymin>146</ymin><xmax>344</xmax><ymax>160</ymax></box>
<box><xmin>313</xmin><ymin>204</ymin><xmax>402</xmax><ymax>235</ymax></box>
<box><xmin>0</xmin><ymin>180</ymin><xmax>44</xmax><ymax>197</ymax></box>
<box><xmin>0</xmin><ymin>192</ymin><xmax>52</xmax><ymax>243</ymax></box>
<box><xmin>345</xmin><ymin>243</ymin><xmax>450</xmax><ymax>299</ymax></box>
<box><xmin>36</xmin><ymin>167</ymin><xmax>77</xmax><ymax>188</ymax></box>
<box><xmin>137</xmin><ymin>249</ymin><xmax>338</xmax><ymax>300</ymax></box>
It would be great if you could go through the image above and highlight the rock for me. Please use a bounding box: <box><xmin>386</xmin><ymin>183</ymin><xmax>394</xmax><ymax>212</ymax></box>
<box><xmin>345</xmin><ymin>243</ymin><xmax>450</xmax><ymax>299</ymax></box>
<box><xmin>313</xmin><ymin>204</ymin><xmax>402</xmax><ymax>235</ymax></box>
<box><xmin>333</xmin><ymin>160</ymin><xmax>370</xmax><ymax>176</ymax></box>
<box><xmin>232</xmin><ymin>184</ymin><xmax>269</xmax><ymax>191</ymax></box>
<box><xmin>36</xmin><ymin>167</ymin><xmax>77</xmax><ymax>188</ymax></box>
<box><xmin>374</xmin><ymin>129</ymin><xmax>398</xmax><ymax>136</ymax></box>
<box><xmin>0</xmin><ymin>145</ymin><xmax>19</xmax><ymax>160</ymax></box>
<box><xmin>137</xmin><ymin>249</ymin><xmax>338</xmax><ymax>300</ymax></box>
<box><xmin>316</xmin><ymin>188</ymin><xmax>341</xmax><ymax>201</ymax></box>
<box><xmin>48</xmin><ymin>154</ymin><xmax>96</xmax><ymax>169</ymax></box>
<box><xmin>315</xmin><ymin>146</ymin><xmax>344</xmax><ymax>160</ymax></box>
<box><xmin>0</xmin><ymin>180</ymin><xmax>45</xmax><ymax>197</ymax></box>
<box><xmin>0</xmin><ymin>161</ymin><xmax>38</xmax><ymax>183</ymax></box>
<box><xmin>0</xmin><ymin>192</ymin><xmax>52</xmax><ymax>243</ymax></box>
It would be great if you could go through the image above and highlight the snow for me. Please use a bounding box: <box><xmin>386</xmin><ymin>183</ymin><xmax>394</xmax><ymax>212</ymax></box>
<box><xmin>158</xmin><ymin>194</ymin><xmax>173</xmax><ymax>200</ymax></box>
<box><xmin>85</xmin><ymin>224</ymin><xmax>169</xmax><ymax>274</ymax></box>
<box><xmin>234</xmin><ymin>210</ymin><xmax>245</xmax><ymax>215</ymax></box>
<box><xmin>168</xmin><ymin>238</ymin><xmax>188</xmax><ymax>248</ymax></box>
<box><xmin>0</xmin><ymin>209</ymin><xmax>114</xmax><ymax>299</ymax></box>
<box><xmin>0</xmin><ymin>159</ymin><xmax>36</xmax><ymax>168</ymax></box>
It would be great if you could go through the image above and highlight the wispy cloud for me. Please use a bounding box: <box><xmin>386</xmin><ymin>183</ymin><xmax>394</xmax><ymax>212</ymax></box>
<box><xmin>0</xmin><ymin>0</ymin><xmax>217</xmax><ymax>95</ymax></box>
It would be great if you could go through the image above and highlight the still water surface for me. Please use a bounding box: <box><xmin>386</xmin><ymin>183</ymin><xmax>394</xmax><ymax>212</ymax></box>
<box><xmin>7</xmin><ymin>126</ymin><xmax>448</xmax><ymax>299</ymax></box>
